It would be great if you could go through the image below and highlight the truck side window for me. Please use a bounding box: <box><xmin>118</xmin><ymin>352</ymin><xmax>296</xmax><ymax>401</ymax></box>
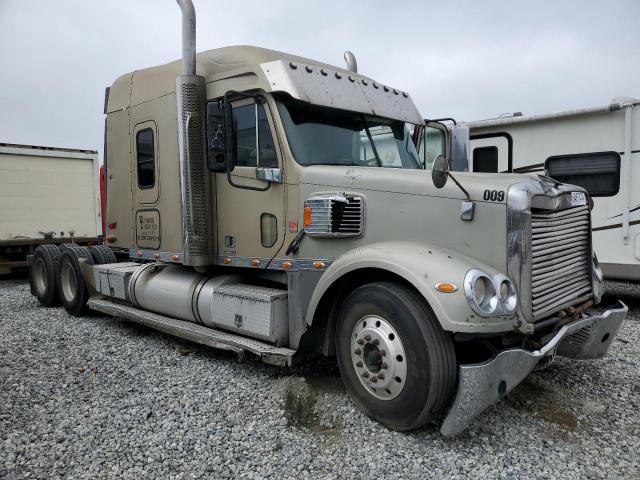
<box><xmin>546</xmin><ymin>152</ymin><xmax>620</xmax><ymax>197</ymax></box>
<box><xmin>473</xmin><ymin>146</ymin><xmax>498</xmax><ymax>173</ymax></box>
<box><xmin>233</xmin><ymin>103</ymin><xmax>277</xmax><ymax>168</ymax></box>
<box><xmin>136</xmin><ymin>128</ymin><xmax>155</xmax><ymax>189</ymax></box>
<box><xmin>420</xmin><ymin>126</ymin><xmax>445</xmax><ymax>170</ymax></box>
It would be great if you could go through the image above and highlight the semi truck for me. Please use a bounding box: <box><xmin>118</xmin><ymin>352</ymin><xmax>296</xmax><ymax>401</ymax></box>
<box><xmin>28</xmin><ymin>0</ymin><xmax>627</xmax><ymax>435</ymax></box>
<box><xmin>0</xmin><ymin>143</ymin><xmax>101</xmax><ymax>275</ymax></box>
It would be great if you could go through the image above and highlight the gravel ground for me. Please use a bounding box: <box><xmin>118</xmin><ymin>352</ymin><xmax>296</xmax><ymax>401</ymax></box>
<box><xmin>1</xmin><ymin>276</ymin><xmax>639</xmax><ymax>479</ymax></box>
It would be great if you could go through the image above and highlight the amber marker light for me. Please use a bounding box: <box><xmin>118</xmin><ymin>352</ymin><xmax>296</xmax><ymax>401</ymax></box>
<box><xmin>223</xmin><ymin>257</ymin><xmax>232</xmax><ymax>265</ymax></box>
<box><xmin>250</xmin><ymin>259</ymin><xmax>260</xmax><ymax>267</ymax></box>
<box><xmin>171</xmin><ymin>255</ymin><xmax>179</xmax><ymax>262</ymax></box>
<box><xmin>281</xmin><ymin>261</ymin><xmax>292</xmax><ymax>269</ymax></box>
<box><xmin>303</xmin><ymin>206</ymin><xmax>312</xmax><ymax>227</ymax></box>
<box><xmin>436</xmin><ymin>283</ymin><xmax>458</xmax><ymax>293</ymax></box>
<box><xmin>313</xmin><ymin>261</ymin><xmax>325</xmax><ymax>269</ymax></box>
<box><xmin>135</xmin><ymin>250</ymin><xmax>142</xmax><ymax>257</ymax></box>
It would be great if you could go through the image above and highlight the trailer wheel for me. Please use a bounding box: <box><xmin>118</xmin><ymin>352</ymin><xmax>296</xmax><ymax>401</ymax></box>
<box><xmin>89</xmin><ymin>245</ymin><xmax>117</xmax><ymax>265</ymax></box>
<box><xmin>58</xmin><ymin>248</ymin><xmax>94</xmax><ymax>316</ymax></box>
<box><xmin>335</xmin><ymin>282</ymin><xmax>457</xmax><ymax>431</ymax></box>
<box><xmin>30</xmin><ymin>244</ymin><xmax>62</xmax><ymax>307</ymax></box>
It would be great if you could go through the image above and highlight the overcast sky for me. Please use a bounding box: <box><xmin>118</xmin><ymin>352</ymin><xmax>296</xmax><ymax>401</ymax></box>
<box><xmin>1</xmin><ymin>0</ymin><xmax>638</xmax><ymax>157</ymax></box>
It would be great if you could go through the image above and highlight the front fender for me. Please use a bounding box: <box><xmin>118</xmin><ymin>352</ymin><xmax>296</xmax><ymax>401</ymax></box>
<box><xmin>307</xmin><ymin>241</ymin><xmax>519</xmax><ymax>334</ymax></box>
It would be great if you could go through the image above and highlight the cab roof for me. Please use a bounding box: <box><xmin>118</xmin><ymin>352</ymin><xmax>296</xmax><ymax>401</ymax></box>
<box><xmin>106</xmin><ymin>45</ymin><xmax>424</xmax><ymax>125</ymax></box>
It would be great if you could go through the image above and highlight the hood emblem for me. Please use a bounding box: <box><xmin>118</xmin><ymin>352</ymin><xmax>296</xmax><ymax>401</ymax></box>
<box><xmin>345</xmin><ymin>168</ymin><xmax>362</xmax><ymax>185</ymax></box>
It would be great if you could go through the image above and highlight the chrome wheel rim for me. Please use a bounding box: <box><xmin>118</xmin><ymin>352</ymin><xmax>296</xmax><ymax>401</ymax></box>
<box><xmin>350</xmin><ymin>315</ymin><xmax>407</xmax><ymax>400</ymax></box>
<box><xmin>60</xmin><ymin>261</ymin><xmax>77</xmax><ymax>303</ymax></box>
<box><xmin>33</xmin><ymin>258</ymin><xmax>47</xmax><ymax>296</ymax></box>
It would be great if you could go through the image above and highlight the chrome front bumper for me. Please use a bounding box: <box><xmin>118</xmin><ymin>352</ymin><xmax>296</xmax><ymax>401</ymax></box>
<box><xmin>440</xmin><ymin>301</ymin><xmax>628</xmax><ymax>436</ymax></box>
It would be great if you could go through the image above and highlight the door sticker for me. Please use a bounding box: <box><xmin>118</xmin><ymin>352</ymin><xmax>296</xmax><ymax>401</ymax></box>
<box><xmin>136</xmin><ymin>209</ymin><xmax>161</xmax><ymax>249</ymax></box>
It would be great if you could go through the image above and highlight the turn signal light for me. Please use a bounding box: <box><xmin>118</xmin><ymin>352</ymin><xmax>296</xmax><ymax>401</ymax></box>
<box><xmin>436</xmin><ymin>283</ymin><xmax>458</xmax><ymax>293</ymax></box>
<box><xmin>303</xmin><ymin>207</ymin><xmax>312</xmax><ymax>227</ymax></box>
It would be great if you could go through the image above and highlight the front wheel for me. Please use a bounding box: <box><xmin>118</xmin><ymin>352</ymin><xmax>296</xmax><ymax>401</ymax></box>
<box><xmin>336</xmin><ymin>282</ymin><xmax>457</xmax><ymax>431</ymax></box>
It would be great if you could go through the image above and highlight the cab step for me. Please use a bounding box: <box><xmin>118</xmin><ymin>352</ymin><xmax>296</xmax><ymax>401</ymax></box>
<box><xmin>87</xmin><ymin>298</ymin><xmax>296</xmax><ymax>367</ymax></box>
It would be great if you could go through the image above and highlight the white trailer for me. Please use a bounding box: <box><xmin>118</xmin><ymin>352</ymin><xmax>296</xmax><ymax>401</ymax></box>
<box><xmin>0</xmin><ymin>143</ymin><xmax>102</xmax><ymax>274</ymax></box>
<box><xmin>458</xmin><ymin>98</ymin><xmax>640</xmax><ymax>280</ymax></box>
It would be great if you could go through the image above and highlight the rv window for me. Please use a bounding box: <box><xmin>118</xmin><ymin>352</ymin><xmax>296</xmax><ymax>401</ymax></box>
<box><xmin>233</xmin><ymin>103</ymin><xmax>277</xmax><ymax>168</ymax></box>
<box><xmin>136</xmin><ymin>128</ymin><xmax>155</xmax><ymax>189</ymax></box>
<box><xmin>546</xmin><ymin>152</ymin><xmax>620</xmax><ymax>197</ymax></box>
<box><xmin>473</xmin><ymin>146</ymin><xmax>498</xmax><ymax>173</ymax></box>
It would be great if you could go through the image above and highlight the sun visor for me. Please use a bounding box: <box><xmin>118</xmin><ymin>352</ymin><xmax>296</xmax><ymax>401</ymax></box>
<box><xmin>260</xmin><ymin>60</ymin><xmax>424</xmax><ymax>125</ymax></box>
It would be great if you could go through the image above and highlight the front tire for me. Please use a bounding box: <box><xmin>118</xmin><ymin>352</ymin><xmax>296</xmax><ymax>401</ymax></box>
<box><xmin>336</xmin><ymin>282</ymin><xmax>457</xmax><ymax>431</ymax></box>
<box><xmin>58</xmin><ymin>248</ymin><xmax>94</xmax><ymax>316</ymax></box>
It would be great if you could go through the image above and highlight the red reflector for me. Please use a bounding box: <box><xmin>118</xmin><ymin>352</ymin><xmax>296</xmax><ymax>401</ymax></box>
<box><xmin>108</xmin><ymin>222</ymin><xmax>117</xmax><ymax>230</ymax></box>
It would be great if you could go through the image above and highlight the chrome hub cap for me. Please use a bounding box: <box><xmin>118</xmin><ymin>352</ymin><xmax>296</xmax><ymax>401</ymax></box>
<box><xmin>60</xmin><ymin>261</ymin><xmax>77</xmax><ymax>303</ymax></box>
<box><xmin>350</xmin><ymin>315</ymin><xmax>407</xmax><ymax>400</ymax></box>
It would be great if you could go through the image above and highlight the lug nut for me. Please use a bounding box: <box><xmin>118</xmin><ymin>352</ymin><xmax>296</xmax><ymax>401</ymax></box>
<box><xmin>381</xmin><ymin>349</ymin><xmax>387</xmax><ymax>356</ymax></box>
<box><xmin>357</xmin><ymin>339</ymin><xmax>364</xmax><ymax>345</ymax></box>
<box><xmin>372</xmin><ymin>338</ymin><xmax>380</xmax><ymax>345</ymax></box>
<box><xmin>364</xmin><ymin>335</ymin><xmax>371</xmax><ymax>341</ymax></box>
<box><xmin>362</xmin><ymin>372</ymin><xmax>369</xmax><ymax>378</ymax></box>
<box><xmin>354</xmin><ymin>348</ymin><xmax>361</xmax><ymax>355</ymax></box>
<box><xmin>370</xmin><ymin>376</ymin><xmax>378</xmax><ymax>383</ymax></box>
<box><xmin>381</xmin><ymin>362</ymin><xmax>388</xmax><ymax>369</ymax></box>
<box><xmin>356</xmin><ymin>361</ymin><xmax>363</xmax><ymax>367</ymax></box>
<box><xmin>377</xmin><ymin>373</ymin><xmax>385</xmax><ymax>380</ymax></box>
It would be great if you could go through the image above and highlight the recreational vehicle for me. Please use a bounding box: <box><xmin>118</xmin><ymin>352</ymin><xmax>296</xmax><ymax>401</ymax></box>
<box><xmin>441</xmin><ymin>99</ymin><xmax>639</xmax><ymax>280</ymax></box>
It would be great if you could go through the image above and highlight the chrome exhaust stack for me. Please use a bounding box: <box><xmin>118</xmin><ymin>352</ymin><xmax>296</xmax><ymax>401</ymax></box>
<box><xmin>175</xmin><ymin>0</ymin><xmax>214</xmax><ymax>266</ymax></box>
<box><xmin>344</xmin><ymin>50</ymin><xmax>357</xmax><ymax>73</ymax></box>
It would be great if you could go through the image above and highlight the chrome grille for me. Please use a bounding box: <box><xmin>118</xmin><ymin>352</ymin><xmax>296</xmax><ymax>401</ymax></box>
<box><xmin>304</xmin><ymin>193</ymin><xmax>364</xmax><ymax>238</ymax></box>
<box><xmin>531</xmin><ymin>204</ymin><xmax>592</xmax><ymax>320</ymax></box>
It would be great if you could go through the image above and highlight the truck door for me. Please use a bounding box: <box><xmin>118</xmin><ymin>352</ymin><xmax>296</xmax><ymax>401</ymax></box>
<box><xmin>469</xmin><ymin>134</ymin><xmax>510</xmax><ymax>173</ymax></box>
<box><xmin>132</xmin><ymin>121</ymin><xmax>161</xmax><ymax>250</ymax></box>
<box><xmin>213</xmin><ymin>98</ymin><xmax>286</xmax><ymax>263</ymax></box>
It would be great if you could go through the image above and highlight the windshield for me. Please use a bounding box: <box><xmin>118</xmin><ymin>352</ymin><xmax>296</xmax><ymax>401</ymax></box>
<box><xmin>276</xmin><ymin>95</ymin><xmax>421</xmax><ymax>169</ymax></box>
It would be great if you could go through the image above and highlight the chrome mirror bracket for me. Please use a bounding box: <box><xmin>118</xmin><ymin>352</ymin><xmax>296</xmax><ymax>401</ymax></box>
<box><xmin>461</xmin><ymin>201</ymin><xmax>475</xmax><ymax>221</ymax></box>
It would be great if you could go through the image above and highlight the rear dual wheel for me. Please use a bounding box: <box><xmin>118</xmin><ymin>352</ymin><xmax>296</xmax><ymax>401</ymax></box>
<box><xmin>336</xmin><ymin>282</ymin><xmax>457</xmax><ymax>431</ymax></box>
<box><xmin>30</xmin><ymin>244</ymin><xmax>62</xmax><ymax>306</ymax></box>
<box><xmin>58</xmin><ymin>247</ymin><xmax>94</xmax><ymax>316</ymax></box>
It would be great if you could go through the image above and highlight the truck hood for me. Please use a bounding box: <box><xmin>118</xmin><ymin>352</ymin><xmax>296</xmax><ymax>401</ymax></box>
<box><xmin>298</xmin><ymin>166</ymin><xmax>538</xmax><ymax>204</ymax></box>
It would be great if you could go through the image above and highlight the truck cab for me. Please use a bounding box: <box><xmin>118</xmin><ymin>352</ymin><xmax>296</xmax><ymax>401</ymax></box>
<box><xmin>29</xmin><ymin>2</ymin><xmax>627</xmax><ymax>436</ymax></box>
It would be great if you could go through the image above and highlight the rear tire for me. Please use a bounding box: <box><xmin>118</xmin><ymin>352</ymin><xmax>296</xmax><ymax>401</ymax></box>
<box><xmin>58</xmin><ymin>248</ymin><xmax>94</xmax><ymax>316</ymax></box>
<box><xmin>30</xmin><ymin>245</ymin><xmax>62</xmax><ymax>306</ymax></box>
<box><xmin>89</xmin><ymin>245</ymin><xmax>117</xmax><ymax>264</ymax></box>
<box><xmin>335</xmin><ymin>282</ymin><xmax>457</xmax><ymax>431</ymax></box>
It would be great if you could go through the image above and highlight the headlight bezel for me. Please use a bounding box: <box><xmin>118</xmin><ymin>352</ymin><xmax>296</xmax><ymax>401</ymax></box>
<box><xmin>464</xmin><ymin>269</ymin><xmax>518</xmax><ymax>317</ymax></box>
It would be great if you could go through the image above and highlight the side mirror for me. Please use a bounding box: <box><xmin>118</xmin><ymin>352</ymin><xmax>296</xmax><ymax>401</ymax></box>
<box><xmin>432</xmin><ymin>154</ymin><xmax>449</xmax><ymax>188</ymax></box>
<box><xmin>223</xmin><ymin>95</ymin><xmax>237</xmax><ymax>173</ymax></box>
<box><xmin>449</xmin><ymin>125</ymin><xmax>469</xmax><ymax>172</ymax></box>
<box><xmin>206</xmin><ymin>101</ymin><xmax>228</xmax><ymax>172</ymax></box>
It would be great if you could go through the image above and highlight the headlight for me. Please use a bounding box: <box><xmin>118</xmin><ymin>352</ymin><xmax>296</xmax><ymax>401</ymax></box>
<box><xmin>464</xmin><ymin>269</ymin><xmax>517</xmax><ymax>317</ymax></box>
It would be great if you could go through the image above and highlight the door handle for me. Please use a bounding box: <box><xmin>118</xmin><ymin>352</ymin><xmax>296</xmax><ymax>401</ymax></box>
<box><xmin>255</xmin><ymin>167</ymin><xmax>283</xmax><ymax>183</ymax></box>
